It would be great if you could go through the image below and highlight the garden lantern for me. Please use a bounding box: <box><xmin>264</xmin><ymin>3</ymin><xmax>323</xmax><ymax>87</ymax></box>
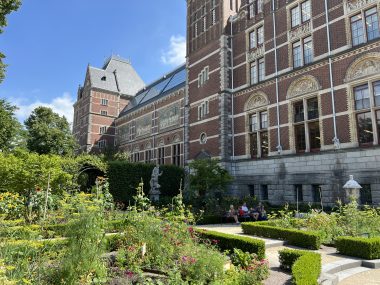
<box><xmin>343</xmin><ymin>175</ymin><xmax>362</xmax><ymax>202</ymax></box>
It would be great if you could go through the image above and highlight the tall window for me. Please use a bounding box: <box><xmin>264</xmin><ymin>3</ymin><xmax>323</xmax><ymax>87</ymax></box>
<box><xmin>360</xmin><ymin>184</ymin><xmax>372</xmax><ymax>205</ymax></box>
<box><xmin>293</xmin><ymin>36</ymin><xmax>313</xmax><ymax>68</ymax></box>
<box><xmin>158</xmin><ymin>147</ymin><xmax>165</xmax><ymax>165</ymax></box>
<box><xmin>260</xmin><ymin>185</ymin><xmax>269</xmax><ymax>200</ymax></box>
<box><xmin>291</xmin><ymin>1</ymin><xmax>311</xmax><ymax>28</ymax></box>
<box><xmin>172</xmin><ymin>144</ymin><xmax>181</xmax><ymax>166</ymax></box>
<box><xmin>354</xmin><ymin>81</ymin><xmax>380</xmax><ymax>146</ymax></box>
<box><xmin>249</xmin><ymin>26</ymin><xmax>264</xmax><ymax>49</ymax></box>
<box><xmin>98</xmin><ymin>140</ymin><xmax>106</xmax><ymax>149</ymax></box>
<box><xmin>293</xmin><ymin>97</ymin><xmax>320</xmax><ymax>153</ymax></box>
<box><xmin>312</xmin><ymin>185</ymin><xmax>322</xmax><ymax>203</ymax></box>
<box><xmin>99</xmin><ymin>126</ymin><xmax>107</xmax><ymax>134</ymax></box>
<box><xmin>133</xmin><ymin>152</ymin><xmax>140</xmax><ymax>162</ymax></box>
<box><xmin>250</xmin><ymin>58</ymin><xmax>265</xmax><ymax>85</ymax></box>
<box><xmin>198</xmin><ymin>100</ymin><xmax>209</xmax><ymax>120</ymax></box>
<box><xmin>145</xmin><ymin>150</ymin><xmax>152</xmax><ymax>163</ymax></box>
<box><xmin>101</xmin><ymin>99</ymin><xmax>108</xmax><ymax>106</ymax></box>
<box><xmin>211</xmin><ymin>9</ymin><xmax>216</xmax><ymax>25</ymax></box>
<box><xmin>248</xmin><ymin>0</ymin><xmax>264</xmax><ymax>19</ymax></box>
<box><xmin>249</xmin><ymin>111</ymin><xmax>268</xmax><ymax>158</ymax></box>
<box><xmin>351</xmin><ymin>7</ymin><xmax>380</xmax><ymax>46</ymax></box>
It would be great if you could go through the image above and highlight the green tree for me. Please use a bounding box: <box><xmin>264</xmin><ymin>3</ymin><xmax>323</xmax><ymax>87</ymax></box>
<box><xmin>25</xmin><ymin>106</ymin><xmax>77</xmax><ymax>155</ymax></box>
<box><xmin>0</xmin><ymin>0</ymin><xmax>21</xmax><ymax>83</ymax></box>
<box><xmin>189</xmin><ymin>159</ymin><xmax>233</xmax><ymax>197</ymax></box>
<box><xmin>0</xmin><ymin>98</ymin><xmax>23</xmax><ymax>151</ymax></box>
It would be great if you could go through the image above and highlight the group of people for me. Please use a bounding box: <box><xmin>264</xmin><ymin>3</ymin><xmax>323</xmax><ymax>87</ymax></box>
<box><xmin>227</xmin><ymin>202</ymin><xmax>267</xmax><ymax>224</ymax></box>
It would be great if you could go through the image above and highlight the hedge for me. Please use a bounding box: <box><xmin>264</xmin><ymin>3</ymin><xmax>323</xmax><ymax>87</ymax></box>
<box><xmin>336</xmin><ymin>236</ymin><xmax>380</xmax><ymax>259</ymax></box>
<box><xmin>241</xmin><ymin>221</ymin><xmax>321</xmax><ymax>250</ymax></box>
<box><xmin>279</xmin><ymin>249</ymin><xmax>321</xmax><ymax>285</ymax></box>
<box><xmin>107</xmin><ymin>161</ymin><xmax>184</xmax><ymax>202</ymax></box>
<box><xmin>195</xmin><ymin>229</ymin><xmax>265</xmax><ymax>259</ymax></box>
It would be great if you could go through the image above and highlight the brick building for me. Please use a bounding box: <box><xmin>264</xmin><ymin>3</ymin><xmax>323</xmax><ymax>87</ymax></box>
<box><xmin>74</xmin><ymin>0</ymin><xmax>380</xmax><ymax>205</ymax></box>
<box><xmin>73</xmin><ymin>56</ymin><xmax>145</xmax><ymax>153</ymax></box>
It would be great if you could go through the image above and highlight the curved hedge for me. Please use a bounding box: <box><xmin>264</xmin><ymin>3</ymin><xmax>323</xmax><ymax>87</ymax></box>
<box><xmin>241</xmin><ymin>221</ymin><xmax>321</xmax><ymax>249</ymax></box>
<box><xmin>279</xmin><ymin>249</ymin><xmax>321</xmax><ymax>285</ymax></box>
<box><xmin>196</xmin><ymin>229</ymin><xmax>265</xmax><ymax>259</ymax></box>
<box><xmin>336</xmin><ymin>236</ymin><xmax>380</xmax><ymax>259</ymax></box>
<box><xmin>107</xmin><ymin>161</ymin><xmax>184</xmax><ymax>202</ymax></box>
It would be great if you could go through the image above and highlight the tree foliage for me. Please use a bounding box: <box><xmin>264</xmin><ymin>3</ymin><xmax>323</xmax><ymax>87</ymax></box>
<box><xmin>189</xmin><ymin>159</ymin><xmax>233</xmax><ymax>197</ymax></box>
<box><xmin>24</xmin><ymin>106</ymin><xmax>77</xmax><ymax>155</ymax></box>
<box><xmin>0</xmin><ymin>98</ymin><xmax>22</xmax><ymax>151</ymax></box>
<box><xmin>0</xmin><ymin>0</ymin><xmax>21</xmax><ymax>83</ymax></box>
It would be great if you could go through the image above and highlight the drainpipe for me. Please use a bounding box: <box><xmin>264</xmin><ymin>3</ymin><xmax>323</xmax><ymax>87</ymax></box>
<box><xmin>324</xmin><ymin>0</ymin><xmax>340</xmax><ymax>149</ymax></box>
<box><xmin>272</xmin><ymin>0</ymin><xmax>282</xmax><ymax>154</ymax></box>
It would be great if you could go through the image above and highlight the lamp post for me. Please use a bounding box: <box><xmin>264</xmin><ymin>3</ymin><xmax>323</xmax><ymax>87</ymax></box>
<box><xmin>343</xmin><ymin>175</ymin><xmax>362</xmax><ymax>203</ymax></box>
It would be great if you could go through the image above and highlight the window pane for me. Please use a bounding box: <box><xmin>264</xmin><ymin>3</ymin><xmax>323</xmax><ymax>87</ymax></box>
<box><xmin>360</xmin><ymin>184</ymin><xmax>372</xmax><ymax>205</ymax></box>
<box><xmin>303</xmin><ymin>37</ymin><xmax>313</xmax><ymax>64</ymax></box>
<box><xmin>351</xmin><ymin>15</ymin><xmax>365</xmax><ymax>46</ymax></box>
<box><xmin>250</xmin><ymin>114</ymin><xmax>258</xmax><ymax>132</ymax></box>
<box><xmin>293</xmin><ymin>44</ymin><xmax>302</xmax><ymax>68</ymax></box>
<box><xmin>357</xmin><ymin>112</ymin><xmax>373</xmax><ymax>144</ymax></box>
<box><xmin>295</xmin><ymin>124</ymin><xmax>306</xmax><ymax>152</ymax></box>
<box><xmin>309</xmin><ymin>121</ymin><xmax>321</xmax><ymax>150</ymax></box>
<box><xmin>365</xmin><ymin>8</ymin><xmax>380</xmax><ymax>41</ymax></box>
<box><xmin>373</xmin><ymin>81</ymin><xmax>380</xmax><ymax>106</ymax></box>
<box><xmin>312</xmin><ymin>185</ymin><xmax>321</xmax><ymax>203</ymax></box>
<box><xmin>307</xmin><ymin>97</ymin><xmax>319</xmax><ymax>120</ymax></box>
<box><xmin>260</xmin><ymin>185</ymin><xmax>269</xmax><ymax>200</ymax></box>
<box><xmin>257</xmin><ymin>0</ymin><xmax>263</xmax><ymax>14</ymax></box>
<box><xmin>261</xmin><ymin>131</ymin><xmax>269</xmax><ymax>157</ymax></box>
<box><xmin>257</xmin><ymin>26</ymin><xmax>264</xmax><ymax>45</ymax></box>
<box><xmin>249</xmin><ymin>3</ymin><xmax>255</xmax><ymax>19</ymax></box>
<box><xmin>291</xmin><ymin>6</ymin><xmax>300</xmax><ymax>27</ymax></box>
<box><xmin>294</xmin><ymin>101</ymin><xmax>304</xmax><ymax>123</ymax></box>
<box><xmin>260</xmin><ymin>111</ymin><xmax>268</xmax><ymax>129</ymax></box>
<box><xmin>294</xmin><ymin>185</ymin><xmax>303</xmax><ymax>202</ymax></box>
<box><xmin>250</xmin><ymin>134</ymin><xmax>258</xmax><ymax>158</ymax></box>
<box><xmin>250</xmin><ymin>62</ymin><xmax>257</xmax><ymax>85</ymax></box>
<box><xmin>301</xmin><ymin>1</ymin><xmax>311</xmax><ymax>22</ymax></box>
<box><xmin>250</xmin><ymin>31</ymin><xmax>256</xmax><ymax>49</ymax></box>
<box><xmin>258</xmin><ymin>58</ymin><xmax>265</xmax><ymax>81</ymax></box>
<box><xmin>354</xmin><ymin>84</ymin><xmax>370</xmax><ymax>110</ymax></box>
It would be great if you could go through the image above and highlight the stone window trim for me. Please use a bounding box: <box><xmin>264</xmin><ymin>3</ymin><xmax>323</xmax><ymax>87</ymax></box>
<box><xmin>245</xmin><ymin>21</ymin><xmax>265</xmax><ymax>51</ymax></box>
<box><xmin>349</xmin><ymin>5</ymin><xmax>380</xmax><ymax>47</ymax></box>
<box><xmin>349</xmin><ymin>78</ymin><xmax>380</xmax><ymax>146</ymax></box>
<box><xmin>287</xmin><ymin>0</ymin><xmax>311</xmax><ymax>30</ymax></box>
<box><xmin>247</xmin><ymin>0</ymin><xmax>264</xmax><ymax>19</ymax></box>
<box><xmin>244</xmin><ymin>92</ymin><xmax>270</xmax><ymax>159</ymax></box>
<box><xmin>290</xmin><ymin>36</ymin><xmax>313</xmax><ymax>70</ymax></box>
<box><xmin>249</xmin><ymin>57</ymin><xmax>265</xmax><ymax>86</ymax></box>
<box><xmin>247</xmin><ymin>109</ymin><xmax>269</xmax><ymax>159</ymax></box>
<box><xmin>99</xmin><ymin>126</ymin><xmax>107</xmax><ymax>134</ymax></box>
<box><xmin>97</xmin><ymin>140</ymin><xmax>107</xmax><ymax>149</ymax></box>
<box><xmin>198</xmin><ymin>66</ymin><xmax>210</xmax><ymax>87</ymax></box>
<box><xmin>199</xmin><ymin>132</ymin><xmax>208</xmax><ymax>144</ymax></box>
<box><xmin>198</xmin><ymin>100</ymin><xmax>210</xmax><ymax>121</ymax></box>
<box><xmin>288</xmin><ymin>94</ymin><xmax>322</xmax><ymax>154</ymax></box>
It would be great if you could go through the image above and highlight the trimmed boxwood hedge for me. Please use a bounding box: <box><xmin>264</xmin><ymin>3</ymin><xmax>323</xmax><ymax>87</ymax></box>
<box><xmin>195</xmin><ymin>229</ymin><xmax>265</xmax><ymax>259</ymax></box>
<box><xmin>336</xmin><ymin>236</ymin><xmax>380</xmax><ymax>259</ymax></box>
<box><xmin>107</xmin><ymin>161</ymin><xmax>184</xmax><ymax>202</ymax></box>
<box><xmin>241</xmin><ymin>221</ymin><xmax>321</xmax><ymax>249</ymax></box>
<box><xmin>279</xmin><ymin>249</ymin><xmax>321</xmax><ymax>285</ymax></box>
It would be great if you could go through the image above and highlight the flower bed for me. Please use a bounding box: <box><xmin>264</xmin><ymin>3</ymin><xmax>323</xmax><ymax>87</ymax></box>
<box><xmin>241</xmin><ymin>221</ymin><xmax>321</xmax><ymax>249</ymax></box>
<box><xmin>279</xmin><ymin>249</ymin><xmax>321</xmax><ymax>285</ymax></box>
<box><xmin>336</xmin><ymin>236</ymin><xmax>380</xmax><ymax>259</ymax></box>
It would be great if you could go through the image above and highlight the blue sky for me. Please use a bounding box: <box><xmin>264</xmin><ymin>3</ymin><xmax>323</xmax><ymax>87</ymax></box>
<box><xmin>0</xmin><ymin>0</ymin><xmax>187</xmax><ymax>124</ymax></box>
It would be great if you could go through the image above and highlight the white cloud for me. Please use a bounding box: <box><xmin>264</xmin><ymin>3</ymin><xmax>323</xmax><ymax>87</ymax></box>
<box><xmin>161</xmin><ymin>35</ymin><xmax>186</xmax><ymax>66</ymax></box>
<box><xmin>14</xmin><ymin>92</ymin><xmax>75</xmax><ymax>125</ymax></box>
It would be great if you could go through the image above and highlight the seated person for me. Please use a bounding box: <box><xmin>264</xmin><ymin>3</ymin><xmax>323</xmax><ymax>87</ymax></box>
<box><xmin>250</xmin><ymin>207</ymin><xmax>260</xmax><ymax>221</ymax></box>
<box><xmin>227</xmin><ymin>205</ymin><xmax>239</xmax><ymax>224</ymax></box>
<box><xmin>257</xmin><ymin>202</ymin><xmax>268</xmax><ymax>221</ymax></box>
<box><xmin>239</xmin><ymin>203</ymin><xmax>250</xmax><ymax>219</ymax></box>
<box><xmin>241</xmin><ymin>202</ymin><xmax>249</xmax><ymax>215</ymax></box>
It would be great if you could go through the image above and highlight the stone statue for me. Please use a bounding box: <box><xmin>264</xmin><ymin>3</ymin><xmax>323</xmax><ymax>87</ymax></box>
<box><xmin>149</xmin><ymin>165</ymin><xmax>163</xmax><ymax>201</ymax></box>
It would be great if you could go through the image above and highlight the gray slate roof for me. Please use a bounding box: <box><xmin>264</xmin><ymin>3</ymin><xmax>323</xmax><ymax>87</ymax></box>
<box><xmin>88</xmin><ymin>56</ymin><xmax>145</xmax><ymax>96</ymax></box>
<box><xmin>119</xmin><ymin>64</ymin><xmax>186</xmax><ymax>116</ymax></box>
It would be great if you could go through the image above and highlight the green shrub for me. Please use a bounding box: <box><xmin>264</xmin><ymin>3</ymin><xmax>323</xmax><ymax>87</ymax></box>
<box><xmin>292</xmin><ymin>253</ymin><xmax>321</xmax><ymax>285</ymax></box>
<box><xmin>195</xmin><ymin>229</ymin><xmax>265</xmax><ymax>259</ymax></box>
<box><xmin>196</xmin><ymin>215</ymin><xmax>223</xmax><ymax>225</ymax></box>
<box><xmin>241</xmin><ymin>222</ymin><xmax>321</xmax><ymax>249</ymax></box>
<box><xmin>336</xmin><ymin>236</ymin><xmax>380</xmax><ymax>259</ymax></box>
<box><xmin>107</xmin><ymin>161</ymin><xmax>184</xmax><ymax>202</ymax></box>
<box><xmin>0</xmin><ymin>224</ymin><xmax>41</xmax><ymax>239</ymax></box>
<box><xmin>279</xmin><ymin>249</ymin><xmax>321</xmax><ymax>285</ymax></box>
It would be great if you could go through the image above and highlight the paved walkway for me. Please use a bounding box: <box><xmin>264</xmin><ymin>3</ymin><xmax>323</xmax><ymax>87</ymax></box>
<box><xmin>196</xmin><ymin>224</ymin><xmax>379</xmax><ymax>285</ymax></box>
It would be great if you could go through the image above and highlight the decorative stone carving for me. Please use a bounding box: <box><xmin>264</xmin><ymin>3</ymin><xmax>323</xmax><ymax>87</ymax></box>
<box><xmin>135</xmin><ymin>114</ymin><xmax>152</xmax><ymax>137</ymax></box>
<box><xmin>288</xmin><ymin>22</ymin><xmax>311</xmax><ymax>42</ymax></box>
<box><xmin>244</xmin><ymin>92</ymin><xmax>269</xmax><ymax>111</ymax></box>
<box><xmin>345</xmin><ymin>54</ymin><xmax>380</xmax><ymax>82</ymax></box>
<box><xmin>158</xmin><ymin>103</ymin><xmax>180</xmax><ymax>130</ymax></box>
<box><xmin>287</xmin><ymin>75</ymin><xmax>320</xmax><ymax>99</ymax></box>
<box><xmin>247</xmin><ymin>46</ymin><xmax>265</xmax><ymax>62</ymax></box>
<box><xmin>173</xmin><ymin>135</ymin><xmax>181</xmax><ymax>143</ymax></box>
<box><xmin>346</xmin><ymin>0</ymin><xmax>377</xmax><ymax>13</ymax></box>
